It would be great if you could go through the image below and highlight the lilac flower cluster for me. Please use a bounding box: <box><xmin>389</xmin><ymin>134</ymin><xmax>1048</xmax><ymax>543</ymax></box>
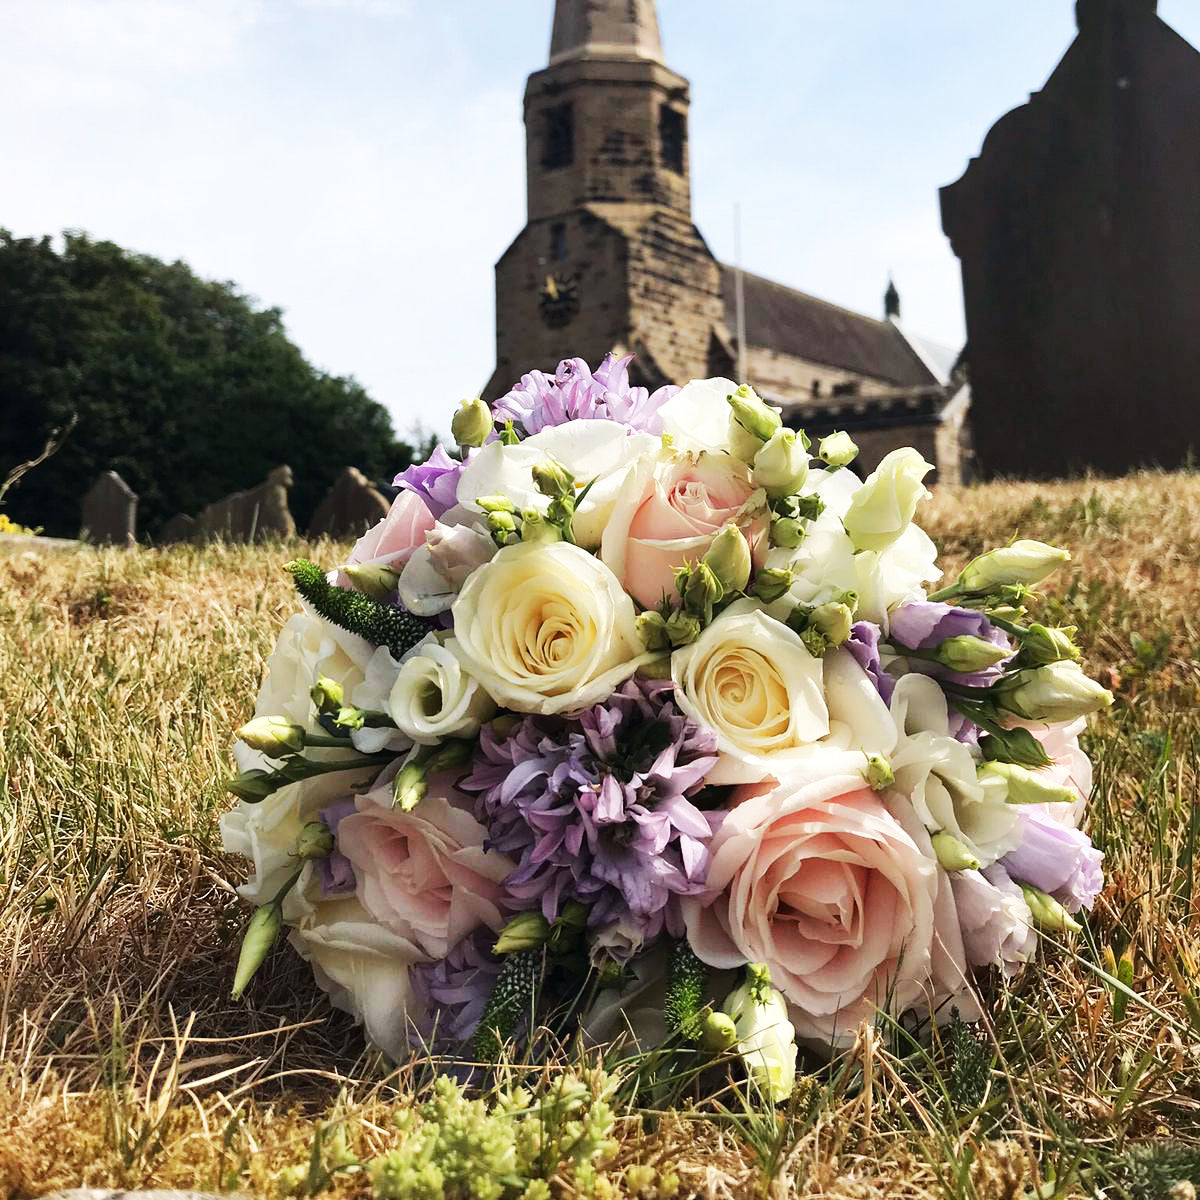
<box><xmin>492</xmin><ymin>353</ymin><xmax>679</xmax><ymax>436</ymax></box>
<box><xmin>461</xmin><ymin>678</ymin><xmax>719</xmax><ymax>947</ymax></box>
<box><xmin>411</xmin><ymin>927</ymin><xmax>504</xmax><ymax>1045</ymax></box>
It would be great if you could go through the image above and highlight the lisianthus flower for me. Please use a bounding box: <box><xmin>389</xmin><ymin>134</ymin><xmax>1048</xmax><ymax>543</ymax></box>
<box><xmin>461</xmin><ymin>678</ymin><xmax>719</xmax><ymax>940</ymax></box>
<box><xmin>1000</xmin><ymin>810</ymin><xmax>1104</xmax><ymax>912</ymax></box>
<box><xmin>394</xmin><ymin>444</ymin><xmax>466</xmax><ymax>520</ymax></box>
<box><xmin>889</xmin><ymin>599</ymin><xmax>1013</xmax><ymax>687</ymax></box>
<box><xmin>950</xmin><ymin>864</ymin><xmax>1037</xmax><ymax>977</ymax></box>
<box><xmin>845</xmin><ymin>620</ymin><xmax>896</xmax><ymax>704</ymax></box>
<box><xmin>492</xmin><ymin>353</ymin><xmax>678</xmax><ymax>436</ymax></box>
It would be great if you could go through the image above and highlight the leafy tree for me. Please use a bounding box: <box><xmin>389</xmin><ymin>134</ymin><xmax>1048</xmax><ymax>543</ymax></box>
<box><xmin>0</xmin><ymin>230</ymin><xmax>415</xmax><ymax>537</ymax></box>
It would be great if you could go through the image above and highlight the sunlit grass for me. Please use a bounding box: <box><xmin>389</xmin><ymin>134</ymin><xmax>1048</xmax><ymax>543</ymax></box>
<box><xmin>2</xmin><ymin>473</ymin><xmax>1199</xmax><ymax>1198</ymax></box>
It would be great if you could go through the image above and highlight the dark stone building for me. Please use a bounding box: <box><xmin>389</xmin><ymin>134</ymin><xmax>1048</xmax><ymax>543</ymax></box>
<box><xmin>486</xmin><ymin>0</ymin><xmax>972</xmax><ymax>482</ymax></box>
<box><xmin>942</xmin><ymin>0</ymin><xmax>1200</xmax><ymax>478</ymax></box>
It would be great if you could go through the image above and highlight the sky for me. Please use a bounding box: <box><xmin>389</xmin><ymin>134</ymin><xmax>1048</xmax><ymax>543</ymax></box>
<box><xmin>4</xmin><ymin>0</ymin><xmax>1199</xmax><ymax>440</ymax></box>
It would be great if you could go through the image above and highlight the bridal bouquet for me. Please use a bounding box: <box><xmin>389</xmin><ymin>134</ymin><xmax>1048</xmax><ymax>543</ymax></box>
<box><xmin>221</xmin><ymin>355</ymin><xmax>1111</xmax><ymax>1098</ymax></box>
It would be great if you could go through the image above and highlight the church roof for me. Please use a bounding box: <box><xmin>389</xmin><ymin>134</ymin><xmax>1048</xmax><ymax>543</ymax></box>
<box><xmin>550</xmin><ymin>0</ymin><xmax>664</xmax><ymax>65</ymax></box>
<box><xmin>719</xmin><ymin>266</ymin><xmax>940</xmax><ymax>388</ymax></box>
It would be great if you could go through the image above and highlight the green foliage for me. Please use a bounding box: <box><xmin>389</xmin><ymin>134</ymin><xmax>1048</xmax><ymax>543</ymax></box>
<box><xmin>0</xmin><ymin>229</ymin><xmax>416</xmax><ymax>537</ymax></box>
<box><xmin>1122</xmin><ymin>1142</ymin><xmax>1200</xmax><ymax>1200</ymax></box>
<box><xmin>662</xmin><ymin>939</ymin><xmax>708</xmax><ymax>1042</ymax></box>
<box><xmin>474</xmin><ymin>950</ymin><xmax>544</xmax><ymax>1062</ymax></box>
<box><xmin>285</xmin><ymin>558</ymin><xmax>434</xmax><ymax>656</ymax></box>
<box><xmin>370</xmin><ymin>1072</ymin><xmax>616</xmax><ymax>1200</ymax></box>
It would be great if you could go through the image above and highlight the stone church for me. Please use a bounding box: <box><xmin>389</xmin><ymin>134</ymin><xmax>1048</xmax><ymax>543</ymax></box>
<box><xmin>484</xmin><ymin>0</ymin><xmax>971</xmax><ymax>483</ymax></box>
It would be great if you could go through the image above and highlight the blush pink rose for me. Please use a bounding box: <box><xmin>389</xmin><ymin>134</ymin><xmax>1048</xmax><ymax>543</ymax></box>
<box><xmin>600</xmin><ymin>451</ymin><xmax>769</xmax><ymax>609</ymax></box>
<box><xmin>347</xmin><ymin>490</ymin><xmax>436</xmax><ymax>570</ymax></box>
<box><xmin>335</xmin><ymin>776</ymin><xmax>514</xmax><ymax>961</ymax></box>
<box><xmin>682</xmin><ymin>768</ymin><xmax>947</xmax><ymax>1044</ymax></box>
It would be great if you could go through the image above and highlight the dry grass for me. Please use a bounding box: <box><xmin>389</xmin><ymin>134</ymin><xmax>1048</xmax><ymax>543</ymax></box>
<box><xmin>3</xmin><ymin>473</ymin><xmax>1200</xmax><ymax>1199</ymax></box>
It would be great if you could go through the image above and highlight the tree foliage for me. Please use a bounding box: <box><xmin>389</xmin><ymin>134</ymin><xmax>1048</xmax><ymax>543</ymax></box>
<box><xmin>0</xmin><ymin>230</ymin><xmax>415</xmax><ymax>537</ymax></box>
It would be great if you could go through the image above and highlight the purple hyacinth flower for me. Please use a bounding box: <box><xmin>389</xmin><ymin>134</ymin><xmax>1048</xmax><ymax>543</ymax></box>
<box><xmin>492</xmin><ymin>353</ymin><xmax>679</xmax><ymax>437</ymax></box>
<box><xmin>846</xmin><ymin>621</ymin><xmax>896</xmax><ymax>704</ymax></box>
<box><xmin>410</xmin><ymin>928</ymin><xmax>504</xmax><ymax>1047</ymax></box>
<box><xmin>317</xmin><ymin>798</ymin><xmax>358</xmax><ymax>897</ymax></box>
<box><xmin>460</xmin><ymin>678</ymin><xmax>719</xmax><ymax>944</ymax></box>
<box><xmin>1001</xmin><ymin>810</ymin><xmax>1104</xmax><ymax>912</ymax></box>
<box><xmin>393</xmin><ymin>444</ymin><xmax>465</xmax><ymax>519</ymax></box>
<box><xmin>890</xmin><ymin>599</ymin><xmax>1014</xmax><ymax>687</ymax></box>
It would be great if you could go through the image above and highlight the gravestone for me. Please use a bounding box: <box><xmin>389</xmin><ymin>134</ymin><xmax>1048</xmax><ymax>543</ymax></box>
<box><xmin>307</xmin><ymin>466</ymin><xmax>390</xmax><ymax>539</ymax></box>
<box><xmin>80</xmin><ymin>471</ymin><xmax>137</xmax><ymax>545</ymax></box>
<box><xmin>159</xmin><ymin>512</ymin><xmax>197</xmax><ymax>544</ymax></box>
<box><xmin>195</xmin><ymin>465</ymin><xmax>296</xmax><ymax>542</ymax></box>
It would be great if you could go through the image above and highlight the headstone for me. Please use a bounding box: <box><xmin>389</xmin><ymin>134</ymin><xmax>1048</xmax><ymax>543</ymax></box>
<box><xmin>159</xmin><ymin>512</ymin><xmax>197</xmax><ymax>544</ymax></box>
<box><xmin>307</xmin><ymin>466</ymin><xmax>390</xmax><ymax>539</ymax></box>
<box><xmin>195</xmin><ymin>465</ymin><xmax>296</xmax><ymax>542</ymax></box>
<box><xmin>80</xmin><ymin>471</ymin><xmax>137</xmax><ymax>545</ymax></box>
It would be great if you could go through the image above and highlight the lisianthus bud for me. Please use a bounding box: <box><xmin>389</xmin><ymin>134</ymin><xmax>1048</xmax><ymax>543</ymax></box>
<box><xmin>1019</xmin><ymin>883</ymin><xmax>1083</xmax><ymax>934</ymax></box>
<box><xmin>818</xmin><ymin>430</ymin><xmax>858</xmax><ymax>468</ymax></box>
<box><xmin>752</xmin><ymin>429</ymin><xmax>809</xmax><ymax>498</ymax></box>
<box><xmin>548</xmin><ymin>901</ymin><xmax>589</xmax><ymax>953</ymax></box>
<box><xmin>494</xmin><ymin>911</ymin><xmax>551</xmax><ymax>955</ymax></box>
<box><xmin>931</xmin><ymin>831</ymin><xmax>982</xmax><ymax>872</ymax></box>
<box><xmin>683</xmin><ymin>561</ymin><xmax>725</xmax><ymax>615</ymax></box>
<box><xmin>665</xmin><ymin>609</ymin><xmax>702</xmax><ymax>646</ymax></box>
<box><xmin>475</xmin><ymin>495</ymin><xmax>515</xmax><ymax>514</ymax></box>
<box><xmin>236</xmin><ymin>716</ymin><xmax>306</xmax><ymax>758</ymax></box>
<box><xmin>520</xmin><ymin>509</ymin><xmax>563</xmax><ymax>545</ymax></box>
<box><xmin>810</xmin><ymin>601</ymin><xmax>853</xmax><ymax>648</ymax></box>
<box><xmin>487</xmin><ymin>510</ymin><xmax>518</xmax><ymax>546</ymax></box>
<box><xmin>1016</xmin><ymin>623</ymin><xmax>1081</xmax><ymax>667</ymax></box>
<box><xmin>427</xmin><ymin>738</ymin><xmax>475</xmax><ymax>774</ymax></box>
<box><xmin>333</xmin><ymin>705</ymin><xmax>365</xmax><ymax>731</ymax></box>
<box><xmin>703</xmin><ymin>524</ymin><xmax>752</xmax><ymax>595</ymax></box>
<box><xmin>295</xmin><ymin>820</ymin><xmax>335</xmax><ymax>861</ymax></box>
<box><xmin>310</xmin><ymin>675</ymin><xmax>345</xmax><ymax>715</ymax></box>
<box><xmin>842</xmin><ymin>448</ymin><xmax>933</xmax><ymax>553</ymax></box>
<box><xmin>864</xmin><ymin>753</ymin><xmax>894</xmax><ymax>792</ymax></box>
<box><xmin>341</xmin><ymin>562</ymin><xmax>400</xmax><ymax>602</ymax></box>
<box><xmin>636</xmin><ymin>610</ymin><xmax>671</xmax><ymax>652</ymax></box>
<box><xmin>958</xmin><ymin>540</ymin><xmax>1071</xmax><ymax>592</ymax></box>
<box><xmin>750</xmin><ymin>566</ymin><xmax>794</xmax><ymax>604</ymax></box>
<box><xmin>700</xmin><ymin>1011</ymin><xmax>738</xmax><ymax>1053</ymax></box>
<box><xmin>226</xmin><ymin>770</ymin><xmax>276</xmax><ymax>803</ymax></box>
<box><xmin>933</xmin><ymin>635</ymin><xmax>1012</xmax><ymax>673</ymax></box>
<box><xmin>722</xmin><ymin>963</ymin><xmax>798</xmax><ymax>1103</ymax></box>
<box><xmin>994</xmin><ymin>661</ymin><xmax>1113</xmax><ymax>723</ymax></box>
<box><xmin>978</xmin><ymin>760</ymin><xmax>1077</xmax><ymax>807</ymax></box>
<box><xmin>771</xmin><ymin>516</ymin><xmax>805</xmax><ymax>549</ymax></box>
<box><xmin>728</xmin><ymin>385</ymin><xmax>782</xmax><ymax>446</ymax></box>
<box><xmin>531</xmin><ymin>456</ymin><xmax>575</xmax><ymax>499</ymax></box>
<box><xmin>451</xmin><ymin>396</ymin><xmax>493</xmax><ymax>449</ymax></box>
<box><xmin>392</xmin><ymin>761</ymin><xmax>428</xmax><ymax>811</ymax></box>
<box><xmin>232</xmin><ymin>902</ymin><xmax>284</xmax><ymax>999</ymax></box>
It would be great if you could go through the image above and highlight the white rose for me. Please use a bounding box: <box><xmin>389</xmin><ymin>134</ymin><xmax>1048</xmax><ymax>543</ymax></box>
<box><xmin>388</xmin><ymin>634</ymin><xmax>496</xmax><ymax>745</ymax></box>
<box><xmin>842</xmin><ymin>448</ymin><xmax>933</xmax><ymax>553</ymax></box>
<box><xmin>887</xmin><ymin>674</ymin><xmax>1020</xmax><ymax>867</ymax></box>
<box><xmin>852</xmin><ymin>524</ymin><xmax>942</xmax><ymax>629</ymax></box>
<box><xmin>398</xmin><ymin>508</ymin><xmax>497</xmax><ymax>617</ymax></box>
<box><xmin>655</xmin><ymin>376</ymin><xmax>740</xmax><ymax>454</ymax></box>
<box><xmin>348</xmin><ymin>644</ymin><xmax>412</xmax><ymax>754</ymax></box>
<box><xmin>451</xmin><ymin>541</ymin><xmax>649</xmax><ymax>714</ymax></box>
<box><xmin>455</xmin><ymin>420</ymin><xmax>657</xmax><ymax>549</ymax></box>
<box><xmin>670</xmin><ymin>600</ymin><xmax>828</xmax><ymax>784</ymax></box>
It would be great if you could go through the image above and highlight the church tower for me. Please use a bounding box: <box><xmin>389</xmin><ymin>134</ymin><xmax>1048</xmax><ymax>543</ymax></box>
<box><xmin>484</xmin><ymin>0</ymin><xmax>730</xmax><ymax>399</ymax></box>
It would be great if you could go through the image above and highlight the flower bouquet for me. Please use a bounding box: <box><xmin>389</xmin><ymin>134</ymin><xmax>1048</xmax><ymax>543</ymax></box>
<box><xmin>221</xmin><ymin>355</ymin><xmax>1112</xmax><ymax>1097</ymax></box>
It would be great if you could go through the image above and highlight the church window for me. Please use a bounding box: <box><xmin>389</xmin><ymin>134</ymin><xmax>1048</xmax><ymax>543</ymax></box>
<box><xmin>542</xmin><ymin>103</ymin><xmax>575</xmax><ymax>169</ymax></box>
<box><xmin>832</xmin><ymin>381</ymin><xmax>861</xmax><ymax>397</ymax></box>
<box><xmin>659</xmin><ymin>105</ymin><xmax>685</xmax><ymax>174</ymax></box>
<box><xmin>550</xmin><ymin>222</ymin><xmax>567</xmax><ymax>261</ymax></box>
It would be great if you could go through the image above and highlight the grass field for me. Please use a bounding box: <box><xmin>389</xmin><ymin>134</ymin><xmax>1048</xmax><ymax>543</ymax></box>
<box><xmin>2</xmin><ymin>473</ymin><xmax>1199</xmax><ymax>1199</ymax></box>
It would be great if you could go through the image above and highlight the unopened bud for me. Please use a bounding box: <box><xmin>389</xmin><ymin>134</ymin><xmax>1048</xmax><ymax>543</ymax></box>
<box><xmin>1019</xmin><ymin>883</ymin><xmax>1083</xmax><ymax>934</ymax></box>
<box><xmin>818</xmin><ymin>431</ymin><xmax>858</xmax><ymax>468</ymax></box>
<box><xmin>933</xmin><ymin>635</ymin><xmax>1012</xmax><ymax>673</ymax></box>
<box><xmin>311</xmin><ymin>675</ymin><xmax>345</xmax><ymax>715</ymax></box>
<box><xmin>393</xmin><ymin>761</ymin><xmax>428</xmax><ymax>811</ymax></box>
<box><xmin>931</xmin><ymin>831</ymin><xmax>981</xmax><ymax>872</ymax></box>
<box><xmin>226</xmin><ymin>770</ymin><xmax>276</xmax><ymax>803</ymax></box>
<box><xmin>750</xmin><ymin>566</ymin><xmax>794</xmax><ymax>604</ymax></box>
<box><xmin>548</xmin><ymin>901</ymin><xmax>589</xmax><ymax>952</ymax></box>
<box><xmin>520</xmin><ymin>509</ymin><xmax>563</xmax><ymax>544</ymax></box>
<box><xmin>236</xmin><ymin>716</ymin><xmax>306</xmax><ymax>758</ymax></box>
<box><xmin>753</xmin><ymin>429</ymin><xmax>809</xmax><ymax>498</ymax></box>
<box><xmin>487</xmin><ymin>511</ymin><xmax>518</xmax><ymax>545</ymax></box>
<box><xmin>810</xmin><ymin>601</ymin><xmax>853</xmax><ymax>648</ymax></box>
<box><xmin>531</xmin><ymin>456</ymin><xmax>574</xmax><ymax>499</ymax></box>
<box><xmin>994</xmin><ymin>661</ymin><xmax>1113</xmax><ymax>723</ymax></box>
<box><xmin>864</xmin><ymin>753</ymin><xmax>894</xmax><ymax>792</ymax></box>
<box><xmin>703</xmin><ymin>524</ymin><xmax>752</xmax><ymax>595</ymax></box>
<box><xmin>332</xmin><ymin>705</ymin><xmax>365</xmax><ymax>731</ymax></box>
<box><xmin>451</xmin><ymin>396</ymin><xmax>493</xmax><ymax>449</ymax></box>
<box><xmin>1017</xmin><ymin>623</ymin><xmax>1081</xmax><ymax>667</ymax></box>
<box><xmin>700</xmin><ymin>1010</ymin><xmax>738</xmax><ymax>1053</ymax></box>
<box><xmin>665</xmin><ymin>609</ymin><xmax>702</xmax><ymax>646</ymax></box>
<box><xmin>475</xmin><ymin>494</ymin><xmax>515</xmax><ymax>515</ymax></box>
<box><xmin>728</xmin><ymin>385</ymin><xmax>782</xmax><ymax>445</ymax></box>
<box><xmin>296</xmin><ymin>820</ymin><xmax>335</xmax><ymax>861</ymax></box>
<box><xmin>771</xmin><ymin>516</ymin><xmax>805</xmax><ymax>549</ymax></box>
<box><xmin>636</xmin><ymin>610</ymin><xmax>671</xmax><ymax>652</ymax></box>
<box><xmin>232</xmin><ymin>902</ymin><xmax>284</xmax><ymax>999</ymax></box>
<box><xmin>428</xmin><ymin>739</ymin><xmax>475</xmax><ymax>774</ymax></box>
<box><xmin>978</xmin><ymin>760</ymin><xmax>1077</xmax><ymax>807</ymax></box>
<box><xmin>342</xmin><ymin>562</ymin><xmax>400</xmax><ymax>602</ymax></box>
<box><xmin>494</xmin><ymin>911</ymin><xmax>551</xmax><ymax>955</ymax></box>
<box><xmin>958</xmin><ymin>540</ymin><xmax>1071</xmax><ymax>592</ymax></box>
<box><xmin>684</xmin><ymin>561</ymin><xmax>725</xmax><ymax>615</ymax></box>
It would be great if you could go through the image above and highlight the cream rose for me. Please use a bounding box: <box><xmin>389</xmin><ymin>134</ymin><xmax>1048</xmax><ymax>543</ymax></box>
<box><xmin>450</xmin><ymin>541</ymin><xmax>649</xmax><ymax>714</ymax></box>
<box><xmin>600</xmin><ymin>450</ymin><xmax>769</xmax><ymax>611</ymax></box>
<box><xmin>670</xmin><ymin>601</ymin><xmax>828</xmax><ymax>784</ymax></box>
<box><xmin>388</xmin><ymin>634</ymin><xmax>496</xmax><ymax>745</ymax></box>
<box><xmin>335</xmin><ymin>779</ymin><xmax>514</xmax><ymax>961</ymax></box>
<box><xmin>682</xmin><ymin>770</ymin><xmax>942</xmax><ymax>1044</ymax></box>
